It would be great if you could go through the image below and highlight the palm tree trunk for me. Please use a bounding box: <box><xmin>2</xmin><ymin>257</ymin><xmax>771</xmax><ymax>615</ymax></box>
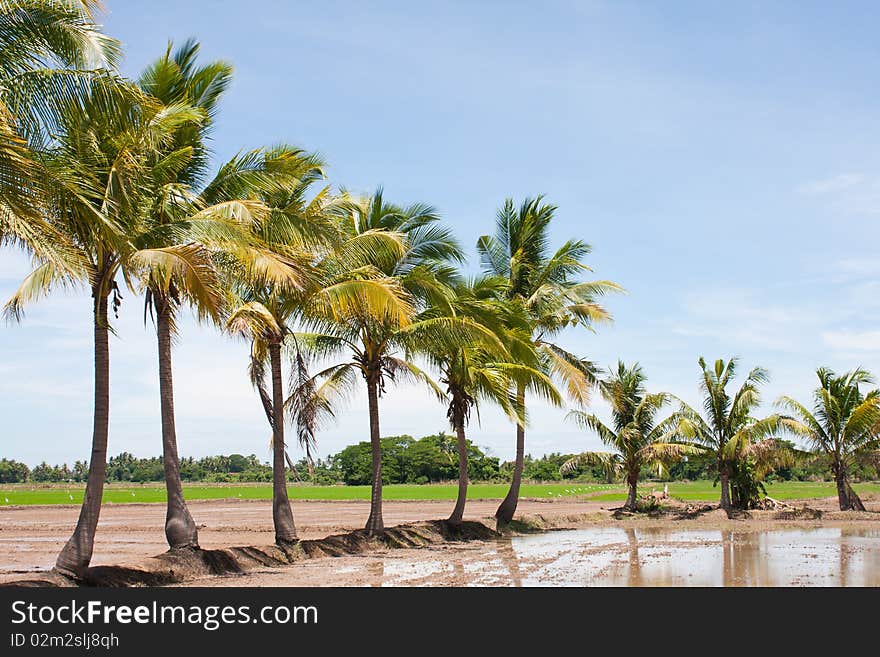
<box><xmin>624</xmin><ymin>472</ymin><xmax>638</xmax><ymax>510</ymax></box>
<box><xmin>495</xmin><ymin>386</ymin><xmax>525</xmax><ymax>526</ymax></box>
<box><xmin>448</xmin><ymin>419</ymin><xmax>469</xmax><ymax>524</ymax></box>
<box><xmin>834</xmin><ymin>463</ymin><xmax>864</xmax><ymax>511</ymax></box>
<box><xmin>719</xmin><ymin>464</ymin><xmax>732</xmax><ymax>512</ymax></box>
<box><xmin>365</xmin><ymin>376</ymin><xmax>384</xmax><ymax>535</ymax></box>
<box><xmin>54</xmin><ymin>287</ymin><xmax>110</xmax><ymax>576</ymax></box>
<box><xmin>155</xmin><ymin>294</ymin><xmax>198</xmax><ymax>549</ymax></box>
<box><xmin>269</xmin><ymin>340</ymin><xmax>297</xmax><ymax>544</ymax></box>
<box><xmin>835</xmin><ymin>472</ymin><xmax>849</xmax><ymax>510</ymax></box>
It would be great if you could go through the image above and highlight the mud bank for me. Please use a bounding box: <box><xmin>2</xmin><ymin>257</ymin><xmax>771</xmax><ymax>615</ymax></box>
<box><xmin>2</xmin><ymin>520</ymin><xmax>502</xmax><ymax>588</ymax></box>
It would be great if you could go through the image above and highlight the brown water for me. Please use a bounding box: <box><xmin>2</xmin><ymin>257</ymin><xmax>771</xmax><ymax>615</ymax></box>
<box><xmin>181</xmin><ymin>527</ymin><xmax>880</xmax><ymax>587</ymax></box>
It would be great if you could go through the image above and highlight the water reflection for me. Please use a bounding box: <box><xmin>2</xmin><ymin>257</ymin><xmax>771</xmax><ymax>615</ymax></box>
<box><xmin>370</xmin><ymin>527</ymin><xmax>880</xmax><ymax>587</ymax></box>
<box><xmin>496</xmin><ymin>527</ymin><xmax>880</xmax><ymax>587</ymax></box>
<box><xmin>189</xmin><ymin>527</ymin><xmax>880</xmax><ymax>587</ymax></box>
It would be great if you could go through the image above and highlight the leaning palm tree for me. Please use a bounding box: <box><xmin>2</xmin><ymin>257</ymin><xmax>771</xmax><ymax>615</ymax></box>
<box><xmin>777</xmin><ymin>367</ymin><xmax>880</xmax><ymax>511</ymax></box>
<box><xmin>424</xmin><ymin>278</ymin><xmax>563</xmax><ymax>523</ymax></box>
<box><xmin>1</xmin><ymin>0</ymin><xmax>120</xmax><ymax>269</ymax></box>
<box><xmin>4</xmin><ymin>76</ymin><xmax>204</xmax><ymax>575</ymax></box>
<box><xmin>563</xmin><ymin>362</ymin><xmax>697</xmax><ymax>510</ymax></box>
<box><xmin>476</xmin><ymin>196</ymin><xmax>622</xmax><ymax>525</ymax></box>
<box><xmin>670</xmin><ymin>357</ymin><xmax>783</xmax><ymax>513</ymax></box>
<box><xmin>226</xmin><ymin>173</ymin><xmax>419</xmax><ymax>542</ymax></box>
<box><xmin>293</xmin><ymin>190</ymin><xmax>503</xmax><ymax>535</ymax></box>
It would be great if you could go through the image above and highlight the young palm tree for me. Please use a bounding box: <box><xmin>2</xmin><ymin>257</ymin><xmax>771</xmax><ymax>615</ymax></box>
<box><xmin>563</xmin><ymin>362</ymin><xmax>697</xmax><ymax>510</ymax></box>
<box><xmin>424</xmin><ymin>278</ymin><xmax>563</xmax><ymax>524</ymax></box>
<box><xmin>4</xmin><ymin>76</ymin><xmax>205</xmax><ymax>575</ymax></box>
<box><xmin>293</xmin><ymin>190</ymin><xmax>500</xmax><ymax>535</ymax></box>
<box><xmin>1</xmin><ymin>0</ymin><xmax>120</xmax><ymax>271</ymax></box>
<box><xmin>476</xmin><ymin>196</ymin><xmax>621</xmax><ymax>525</ymax></box>
<box><xmin>777</xmin><ymin>367</ymin><xmax>880</xmax><ymax>511</ymax></box>
<box><xmin>671</xmin><ymin>357</ymin><xmax>783</xmax><ymax>513</ymax></box>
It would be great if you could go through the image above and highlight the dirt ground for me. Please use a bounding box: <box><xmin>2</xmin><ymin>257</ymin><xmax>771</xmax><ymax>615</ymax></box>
<box><xmin>1</xmin><ymin>495</ymin><xmax>877</xmax><ymax>585</ymax></box>
<box><xmin>0</xmin><ymin>497</ymin><xmax>599</xmax><ymax>577</ymax></box>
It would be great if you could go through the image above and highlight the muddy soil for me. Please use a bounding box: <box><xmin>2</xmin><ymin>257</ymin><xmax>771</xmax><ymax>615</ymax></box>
<box><xmin>1</xmin><ymin>495</ymin><xmax>877</xmax><ymax>586</ymax></box>
<box><xmin>0</xmin><ymin>498</ymin><xmax>600</xmax><ymax>577</ymax></box>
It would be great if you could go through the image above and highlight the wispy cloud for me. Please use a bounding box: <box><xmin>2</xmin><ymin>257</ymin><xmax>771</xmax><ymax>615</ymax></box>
<box><xmin>822</xmin><ymin>330</ymin><xmax>880</xmax><ymax>353</ymax></box>
<box><xmin>671</xmin><ymin>287</ymin><xmax>820</xmax><ymax>351</ymax></box>
<box><xmin>796</xmin><ymin>173</ymin><xmax>865</xmax><ymax>195</ymax></box>
<box><xmin>836</xmin><ymin>258</ymin><xmax>880</xmax><ymax>277</ymax></box>
<box><xmin>795</xmin><ymin>173</ymin><xmax>880</xmax><ymax>215</ymax></box>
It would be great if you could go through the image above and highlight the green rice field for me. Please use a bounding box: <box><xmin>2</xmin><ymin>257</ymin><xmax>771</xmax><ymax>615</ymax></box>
<box><xmin>1</xmin><ymin>480</ymin><xmax>877</xmax><ymax>506</ymax></box>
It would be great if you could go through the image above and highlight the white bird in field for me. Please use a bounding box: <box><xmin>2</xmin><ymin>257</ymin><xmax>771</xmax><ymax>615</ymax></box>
<box><xmin>4</xmin><ymin>497</ymin><xmax>9</xmax><ymax>503</ymax></box>
<box><xmin>68</xmin><ymin>493</ymin><xmax>73</xmax><ymax>500</ymax></box>
<box><xmin>131</xmin><ymin>492</ymin><xmax>136</xmax><ymax>497</ymax></box>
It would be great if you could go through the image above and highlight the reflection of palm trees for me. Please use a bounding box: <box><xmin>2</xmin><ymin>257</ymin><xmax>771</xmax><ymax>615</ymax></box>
<box><xmin>366</xmin><ymin>560</ymin><xmax>385</xmax><ymax>587</ymax></box>
<box><xmin>453</xmin><ymin>561</ymin><xmax>466</xmax><ymax>586</ymax></box>
<box><xmin>839</xmin><ymin>527</ymin><xmax>853</xmax><ymax>587</ymax></box>
<box><xmin>721</xmin><ymin>531</ymin><xmax>769</xmax><ymax>586</ymax></box>
<box><xmin>721</xmin><ymin>531</ymin><xmax>733</xmax><ymax>585</ymax></box>
<box><xmin>497</xmin><ymin>540</ymin><xmax>524</xmax><ymax>587</ymax></box>
<box><xmin>625</xmin><ymin>528</ymin><xmax>642</xmax><ymax>586</ymax></box>
<box><xmin>838</xmin><ymin>528</ymin><xmax>880</xmax><ymax>586</ymax></box>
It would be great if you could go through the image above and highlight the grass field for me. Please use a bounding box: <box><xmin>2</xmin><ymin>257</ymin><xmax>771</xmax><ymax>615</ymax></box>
<box><xmin>1</xmin><ymin>480</ymin><xmax>878</xmax><ymax>506</ymax></box>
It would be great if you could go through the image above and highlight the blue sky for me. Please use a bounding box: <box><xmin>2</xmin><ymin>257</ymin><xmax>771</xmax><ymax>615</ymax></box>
<box><xmin>2</xmin><ymin>0</ymin><xmax>879</xmax><ymax>466</ymax></box>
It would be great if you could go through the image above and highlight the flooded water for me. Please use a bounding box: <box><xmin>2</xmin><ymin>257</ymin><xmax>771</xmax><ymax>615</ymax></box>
<box><xmin>182</xmin><ymin>526</ymin><xmax>880</xmax><ymax>587</ymax></box>
<box><xmin>487</xmin><ymin>527</ymin><xmax>880</xmax><ymax>587</ymax></box>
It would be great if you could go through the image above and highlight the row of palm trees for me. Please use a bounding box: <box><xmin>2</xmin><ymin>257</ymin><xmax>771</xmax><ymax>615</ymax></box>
<box><xmin>2</xmin><ymin>4</ymin><xmax>877</xmax><ymax>581</ymax></box>
<box><xmin>564</xmin><ymin>359</ymin><xmax>880</xmax><ymax>513</ymax></box>
<box><xmin>1</xmin><ymin>3</ymin><xmax>620</xmax><ymax>576</ymax></box>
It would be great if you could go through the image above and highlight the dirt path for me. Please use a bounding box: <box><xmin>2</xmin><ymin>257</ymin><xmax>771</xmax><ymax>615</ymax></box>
<box><xmin>0</xmin><ymin>497</ymin><xmax>604</xmax><ymax>576</ymax></box>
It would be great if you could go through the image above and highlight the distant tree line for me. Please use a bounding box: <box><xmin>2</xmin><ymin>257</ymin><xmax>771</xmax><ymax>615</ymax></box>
<box><xmin>3</xmin><ymin>434</ymin><xmax>875</xmax><ymax>486</ymax></box>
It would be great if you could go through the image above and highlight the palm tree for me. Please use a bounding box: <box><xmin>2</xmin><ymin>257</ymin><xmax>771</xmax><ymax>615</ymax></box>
<box><xmin>130</xmin><ymin>40</ymin><xmax>234</xmax><ymax>550</ymax></box>
<box><xmin>4</xmin><ymin>75</ymin><xmax>205</xmax><ymax>575</ymax></box>
<box><xmin>671</xmin><ymin>357</ymin><xmax>783</xmax><ymax>513</ymax></box>
<box><xmin>134</xmin><ymin>43</ymin><xmax>329</xmax><ymax>549</ymax></box>
<box><xmin>227</xmin><ymin>173</ymin><xmax>421</xmax><ymax>542</ymax></box>
<box><xmin>292</xmin><ymin>190</ymin><xmax>502</xmax><ymax>535</ymax></box>
<box><xmin>476</xmin><ymin>196</ymin><xmax>621</xmax><ymax>525</ymax></box>
<box><xmin>1</xmin><ymin>0</ymin><xmax>120</xmax><ymax>268</ymax></box>
<box><xmin>424</xmin><ymin>278</ymin><xmax>562</xmax><ymax>524</ymax></box>
<box><xmin>778</xmin><ymin>367</ymin><xmax>880</xmax><ymax>511</ymax></box>
<box><xmin>563</xmin><ymin>362</ymin><xmax>697</xmax><ymax>510</ymax></box>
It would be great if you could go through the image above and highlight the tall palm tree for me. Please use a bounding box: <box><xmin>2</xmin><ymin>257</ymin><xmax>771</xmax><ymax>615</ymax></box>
<box><xmin>778</xmin><ymin>367</ymin><xmax>880</xmax><ymax>511</ymax></box>
<box><xmin>293</xmin><ymin>190</ymin><xmax>499</xmax><ymax>535</ymax></box>
<box><xmin>424</xmin><ymin>278</ymin><xmax>562</xmax><ymax>524</ymax></box>
<box><xmin>563</xmin><ymin>362</ymin><xmax>696</xmax><ymax>510</ymax></box>
<box><xmin>130</xmin><ymin>39</ymin><xmax>233</xmax><ymax>550</ymax></box>
<box><xmin>476</xmin><ymin>196</ymin><xmax>621</xmax><ymax>525</ymax></box>
<box><xmin>4</xmin><ymin>76</ymin><xmax>204</xmax><ymax>575</ymax></box>
<box><xmin>1</xmin><ymin>0</ymin><xmax>120</xmax><ymax>269</ymax></box>
<box><xmin>671</xmin><ymin>357</ymin><xmax>783</xmax><ymax>513</ymax></box>
<box><xmin>227</xmin><ymin>175</ymin><xmax>417</xmax><ymax>543</ymax></box>
<box><xmin>134</xmin><ymin>43</ymin><xmax>327</xmax><ymax>549</ymax></box>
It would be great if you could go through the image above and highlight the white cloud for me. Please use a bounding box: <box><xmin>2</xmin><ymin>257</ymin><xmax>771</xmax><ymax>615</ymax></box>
<box><xmin>836</xmin><ymin>258</ymin><xmax>880</xmax><ymax>277</ymax></box>
<box><xmin>794</xmin><ymin>173</ymin><xmax>880</xmax><ymax>215</ymax></box>
<box><xmin>822</xmin><ymin>330</ymin><xmax>880</xmax><ymax>353</ymax></box>
<box><xmin>796</xmin><ymin>173</ymin><xmax>866</xmax><ymax>195</ymax></box>
<box><xmin>671</xmin><ymin>287</ymin><xmax>820</xmax><ymax>351</ymax></box>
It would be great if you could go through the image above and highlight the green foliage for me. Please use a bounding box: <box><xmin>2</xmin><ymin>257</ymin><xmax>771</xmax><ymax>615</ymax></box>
<box><xmin>0</xmin><ymin>459</ymin><xmax>30</xmax><ymax>483</ymax></box>
<box><xmin>333</xmin><ymin>433</ymin><xmax>499</xmax><ymax>485</ymax></box>
<box><xmin>501</xmin><ymin>453</ymin><xmax>604</xmax><ymax>482</ymax></box>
